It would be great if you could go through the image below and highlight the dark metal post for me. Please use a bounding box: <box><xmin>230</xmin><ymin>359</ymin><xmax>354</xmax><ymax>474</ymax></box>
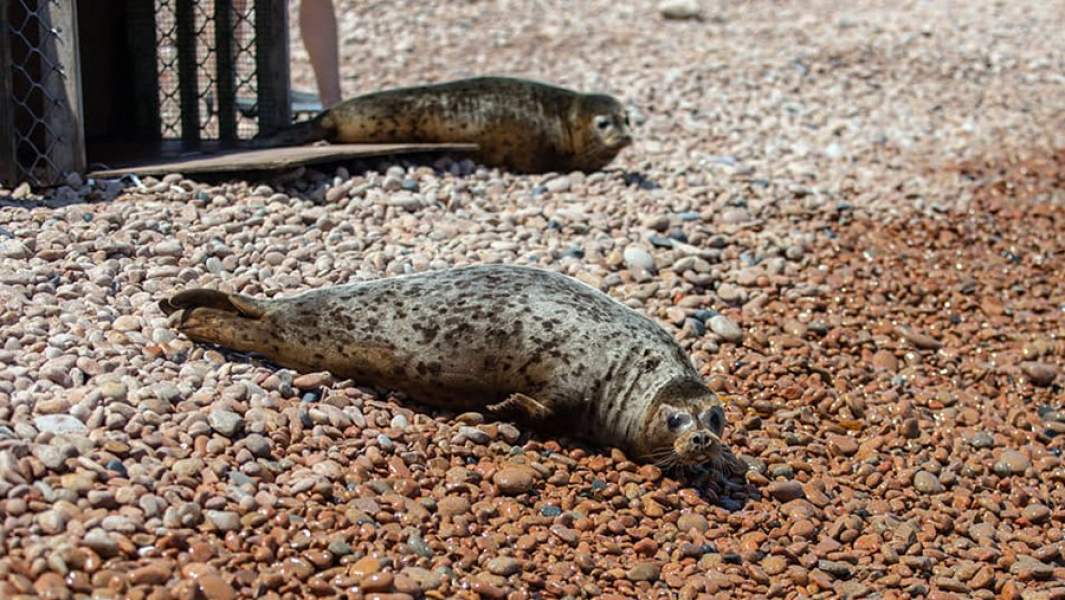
<box><xmin>126</xmin><ymin>0</ymin><xmax>161</xmax><ymax>141</ymax></box>
<box><xmin>39</xmin><ymin>0</ymin><xmax>86</xmax><ymax>182</ymax></box>
<box><xmin>0</xmin><ymin>0</ymin><xmax>17</xmax><ymax>186</ymax></box>
<box><xmin>214</xmin><ymin>0</ymin><xmax>236</xmax><ymax>142</ymax></box>
<box><xmin>254</xmin><ymin>0</ymin><xmax>290</xmax><ymax>136</ymax></box>
<box><xmin>175</xmin><ymin>0</ymin><xmax>200</xmax><ymax>143</ymax></box>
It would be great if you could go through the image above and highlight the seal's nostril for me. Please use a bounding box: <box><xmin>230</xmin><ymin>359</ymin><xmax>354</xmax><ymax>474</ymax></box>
<box><xmin>693</xmin><ymin>432</ymin><xmax>708</xmax><ymax>446</ymax></box>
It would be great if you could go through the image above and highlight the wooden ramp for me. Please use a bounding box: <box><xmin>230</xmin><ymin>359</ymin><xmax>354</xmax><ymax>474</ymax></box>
<box><xmin>88</xmin><ymin>143</ymin><xmax>478</xmax><ymax>178</ymax></box>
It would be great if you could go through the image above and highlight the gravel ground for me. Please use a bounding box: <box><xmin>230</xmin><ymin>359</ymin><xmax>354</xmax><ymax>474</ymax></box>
<box><xmin>2</xmin><ymin>1</ymin><xmax>1065</xmax><ymax>598</ymax></box>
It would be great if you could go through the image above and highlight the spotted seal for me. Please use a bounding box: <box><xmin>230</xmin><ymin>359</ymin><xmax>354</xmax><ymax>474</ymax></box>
<box><xmin>160</xmin><ymin>265</ymin><xmax>731</xmax><ymax>470</ymax></box>
<box><xmin>252</xmin><ymin>76</ymin><xmax>633</xmax><ymax>173</ymax></box>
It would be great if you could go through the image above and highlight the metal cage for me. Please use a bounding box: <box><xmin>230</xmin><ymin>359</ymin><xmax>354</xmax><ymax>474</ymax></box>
<box><xmin>0</xmin><ymin>0</ymin><xmax>84</xmax><ymax>188</ymax></box>
<box><xmin>0</xmin><ymin>0</ymin><xmax>292</xmax><ymax>188</ymax></box>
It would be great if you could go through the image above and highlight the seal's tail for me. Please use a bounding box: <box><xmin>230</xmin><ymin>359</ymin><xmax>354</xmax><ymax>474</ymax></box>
<box><xmin>249</xmin><ymin>113</ymin><xmax>332</xmax><ymax>149</ymax></box>
<box><xmin>160</xmin><ymin>289</ymin><xmax>267</xmax><ymax>318</ymax></box>
<box><xmin>160</xmin><ymin>289</ymin><xmax>275</xmax><ymax>355</ymax></box>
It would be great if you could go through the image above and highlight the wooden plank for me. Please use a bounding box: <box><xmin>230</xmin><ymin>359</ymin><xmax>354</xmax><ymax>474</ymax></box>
<box><xmin>0</xmin><ymin>0</ymin><xmax>17</xmax><ymax>186</ymax></box>
<box><xmin>254</xmin><ymin>0</ymin><xmax>290</xmax><ymax>135</ymax></box>
<box><xmin>39</xmin><ymin>0</ymin><xmax>86</xmax><ymax>182</ymax></box>
<box><xmin>214</xmin><ymin>0</ymin><xmax>236</xmax><ymax>142</ymax></box>
<box><xmin>86</xmin><ymin>142</ymin><xmax>478</xmax><ymax>177</ymax></box>
<box><xmin>125</xmin><ymin>0</ymin><xmax>160</xmax><ymax>141</ymax></box>
<box><xmin>175</xmin><ymin>0</ymin><xmax>199</xmax><ymax>143</ymax></box>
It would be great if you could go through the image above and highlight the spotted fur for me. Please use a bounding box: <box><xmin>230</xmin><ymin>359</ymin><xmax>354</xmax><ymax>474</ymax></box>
<box><xmin>251</xmin><ymin>76</ymin><xmax>633</xmax><ymax>173</ymax></box>
<box><xmin>161</xmin><ymin>265</ymin><xmax>725</xmax><ymax>464</ymax></box>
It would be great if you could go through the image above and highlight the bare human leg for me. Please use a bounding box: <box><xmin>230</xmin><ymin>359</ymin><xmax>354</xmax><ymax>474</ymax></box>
<box><xmin>299</xmin><ymin>0</ymin><xmax>342</xmax><ymax>108</ymax></box>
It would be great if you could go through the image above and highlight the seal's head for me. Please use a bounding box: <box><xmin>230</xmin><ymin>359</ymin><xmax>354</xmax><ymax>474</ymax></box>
<box><xmin>570</xmin><ymin>93</ymin><xmax>634</xmax><ymax>170</ymax></box>
<box><xmin>635</xmin><ymin>388</ymin><xmax>728</xmax><ymax>470</ymax></box>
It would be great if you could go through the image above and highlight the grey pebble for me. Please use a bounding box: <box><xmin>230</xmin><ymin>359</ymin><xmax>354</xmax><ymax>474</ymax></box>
<box><xmin>993</xmin><ymin>450</ymin><xmax>1030</xmax><ymax>476</ymax></box>
<box><xmin>623</xmin><ymin>245</ymin><xmax>656</xmax><ymax>272</ymax></box>
<box><xmin>408</xmin><ymin>531</ymin><xmax>434</xmax><ymax>558</ymax></box>
<box><xmin>98</xmin><ymin>380</ymin><xmax>128</xmax><ymax>402</ymax></box>
<box><xmin>205</xmin><ymin>510</ymin><xmax>241</xmax><ymax>532</ymax></box>
<box><xmin>1010</xmin><ymin>555</ymin><xmax>1053</xmax><ymax>579</ymax></box>
<box><xmin>1022</xmin><ymin>503</ymin><xmax>1051</xmax><ymax>524</ymax></box>
<box><xmin>498</xmin><ymin>423</ymin><xmax>521</xmax><ymax>444</ymax></box>
<box><xmin>33</xmin><ymin>415</ymin><xmax>87</xmax><ymax>435</ymax></box>
<box><xmin>83</xmin><ymin>528</ymin><xmax>118</xmax><ymax>557</ymax></box>
<box><xmin>101</xmin><ymin>515</ymin><xmax>136</xmax><ymax>533</ymax></box>
<box><xmin>38</xmin><ymin>509</ymin><xmax>67</xmax><ymax>534</ymax></box>
<box><xmin>716</xmin><ymin>282</ymin><xmax>748</xmax><ymax>305</ymax></box>
<box><xmin>818</xmin><ymin>559</ymin><xmax>853</xmax><ymax>579</ymax></box>
<box><xmin>708</xmin><ymin>315</ymin><xmax>743</xmax><ymax>343</ymax></box>
<box><xmin>328</xmin><ymin>538</ymin><xmax>352</xmax><ymax>556</ymax></box>
<box><xmin>244</xmin><ymin>433</ymin><xmax>272</xmax><ymax>458</ymax></box>
<box><xmin>545</xmin><ymin>176</ymin><xmax>571</xmax><ymax>193</ymax></box>
<box><xmin>208</xmin><ymin>409</ymin><xmax>244</xmax><ymax>438</ymax></box>
<box><xmin>1020</xmin><ymin>361</ymin><xmax>1057</xmax><ymax>387</ymax></box>
<box><xmin>913</xmin><ymin>470</ymin><xmax>945</xmax><ymax>494</ymax></box>
<box><xmin>33</xmin><ymin>445</ymin><xmax>69</xmax><ymax>471</ymax></box>
<box><xmin>153</xmin><ymin>382</ymin><xmax>183</xmax><ymax>404</ymax></box>
<box><xmin>457</xmin><ymin>426</ymin><xmax>490</xmax><ymax>444</ymax></box>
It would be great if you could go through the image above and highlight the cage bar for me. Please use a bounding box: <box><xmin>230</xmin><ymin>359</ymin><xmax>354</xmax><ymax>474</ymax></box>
<box><xmin>126</xmin><ymin>0</ymin><xmax>161</xmax><ymax>142</ymax></box>
<box><xmin>39</xmin><ymin>0</ymin><xmax>86</xmax><ymax>177</ymax></box>
<box><xmin>214</xmin><ymin>0</ymin><xmax>236</xmax><ymax>142</ymax></box>
<box><xmin>175</xmin><ymin>0</ymin><xmax>200</xmax><ymax>144</ymax></box>
<box><xmin>254</xmin><ymin>0</ymin><xmax>290</xmax><ymax>137</ymax></box>
<box><xmin>4</xmin><ymin>0</ymin><xmax>85</xmax><ymax>187</ymax></box>
<box><xmin>4</xmin><ymin>0</ymin><xmax>297</xmax><ymax>187</ymax></box>
<box><xmin>0</xmin><ymin>0</ymin><xmax>17</xmax><ymax>186</ymax></box>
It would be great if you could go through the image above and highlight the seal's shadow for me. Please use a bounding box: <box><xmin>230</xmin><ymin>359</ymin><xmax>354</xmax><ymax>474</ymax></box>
<box><xmin>618</xmin><ymin>169</ymin><xmax>660</xmax><ymax>190</ymax></box>
<box><xmin>204</xmin><ymin>343</ymin><xmax>755</xmax><ymax>511</ymax></box>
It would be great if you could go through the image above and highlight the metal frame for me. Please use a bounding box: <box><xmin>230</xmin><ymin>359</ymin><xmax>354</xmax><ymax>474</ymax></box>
<box><xmin>2</xmin><ymin>0</ymin><xmax>85</xmax><ymax>187</ymax></box>
<box><xmin>40</xmin><ymin>0</ymin><xmax>86</xmax><ymax>177</ymax></box>
<box><xmin>0</xmin><ymin>0</ymin><xmax>16</xmax><ymax>186</ymax></box>
<box><xmin>1</xmin><ymin>0</ymin><xmax>291</xmax><ymax>188</ymax></box>
<box><xmin>254</xmin><ymin>0</ymin><xmax>291</xmax><ymax>137</ymax></box>
<box><xmin>214</xmin><ymin>0</ymin><xmax>236</xmax><ymax>141</ymax></box>
<box><xmin>126</xmin><ymin>0</ymin><xmax>161</xmax><ymax>142</ymax></box>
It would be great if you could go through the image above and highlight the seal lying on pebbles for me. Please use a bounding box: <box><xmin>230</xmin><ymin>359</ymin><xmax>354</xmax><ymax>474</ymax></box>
<box><xmin>252</xmin><ymin>76</ymin><xmax>634</xmax><ymax>173</ymax></box>
<box><xmin>160</xmin><ymin>265</ymin><xmax>732</xmax><ymax>470</ymax></box>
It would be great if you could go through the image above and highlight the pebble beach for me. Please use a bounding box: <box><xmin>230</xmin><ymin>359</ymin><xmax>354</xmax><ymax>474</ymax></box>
<box><xmin>1</xmin><ymin>0</ymin><xmax>1064</xmax><ymax>598</ymax></box>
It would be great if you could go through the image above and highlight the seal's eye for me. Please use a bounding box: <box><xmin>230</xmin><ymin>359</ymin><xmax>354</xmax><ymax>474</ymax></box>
<box><xmin>666</xmin><ymin>412</ymin><xmax>692</xmax><ymax>432</ymax></box>
<box><xmin>701</xmin><ymin>406</ymin><xmax>725</xmax><ymax>434</ymax></box>
<box><xmin>594</xmin><ymin>115</ymin><xmax>611</xmax><ymax>130</ymax></box>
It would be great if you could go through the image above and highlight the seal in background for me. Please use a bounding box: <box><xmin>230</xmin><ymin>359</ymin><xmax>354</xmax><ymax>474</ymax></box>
<box><xmin>252</xmin><ymin>76</ymin><xmax>633</xmax><ymax>173</ymax></box>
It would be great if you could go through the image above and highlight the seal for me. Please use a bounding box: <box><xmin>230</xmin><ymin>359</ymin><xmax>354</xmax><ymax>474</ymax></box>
<box><xmin>160</xmin><ymin>265</ymin><xmax>730</xmax><ymax>470</ymax></box>
<box><xmin>252</xmin><ymin>76</ymin><xmax>633</xmax><ymax>173</ymax></box>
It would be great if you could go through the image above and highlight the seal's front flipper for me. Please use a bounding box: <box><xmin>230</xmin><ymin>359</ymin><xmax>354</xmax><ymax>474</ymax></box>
<box><xmin>487</xmin><ymin>393</ymin><xmax>553</xmax><ymax>421</ymax></box>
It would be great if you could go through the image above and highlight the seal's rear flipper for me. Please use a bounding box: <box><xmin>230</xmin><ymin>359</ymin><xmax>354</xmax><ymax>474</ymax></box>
<box><xmin>487</xmin><ymin>393</ymin><xmax>554</xmax><ymax>421</ymax></box>
<box><xmin>159</xmin><ymin>289</ymin><xmax>278</xmax><ymax>358</ymax></box>
<box><xmin>250</xmin><ymin>113</ymin><xmax>333</xmax><ymax>149</ymax></box>
<box><xmin>159</xmin><ymin>289</ymin><xmax>267</xmax><ymax>319</ymax></box>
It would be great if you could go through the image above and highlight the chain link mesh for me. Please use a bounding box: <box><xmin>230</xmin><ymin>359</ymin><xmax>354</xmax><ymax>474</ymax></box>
<box><xmin>155</xmin><ymin>1</ymin><xmax>181</xmax><ymax>138</ymax></box>
<box><xmin>232</xmin><ymin>4</ymin><xmax>260</xmax><ymax>138</ymax></box>
<box><xmin>6</xmin><ymin>1</ymin><xmax>274</xmax><ymax>187</ymax></box>
<box><xmin>155</xmin><ymin>0</ymin><xmax>260</xmax><ymax>141</ymax></box>
<box><xmin>9</xmin><ymin>0</ymin><xmax>68</xmax><ymax>186</ymax></box>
